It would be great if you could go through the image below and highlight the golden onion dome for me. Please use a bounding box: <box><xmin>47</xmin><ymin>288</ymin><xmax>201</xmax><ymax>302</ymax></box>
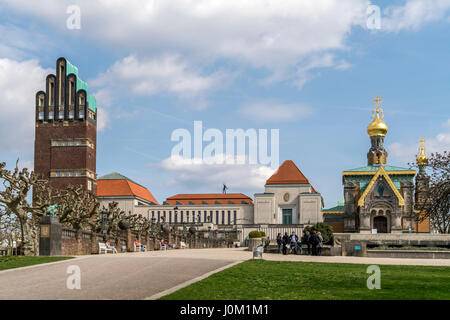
<box><xmin>416</xmin><ymin>138</ymin><xmax>428</xmax><ymax>166</ymax></box>
<box><xmin>367</xmin><ymin>111</ymin><xmax>388</xmax><ymax>136</ymax></box>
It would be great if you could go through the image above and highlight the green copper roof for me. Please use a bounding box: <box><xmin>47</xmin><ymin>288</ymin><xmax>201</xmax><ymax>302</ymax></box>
<box><xmin>98</xmin><ymin>172</ymin><xmax>130</xmax><ymax>180</ymax></box>
<box><xmin>322</xmin><ymin>205</ymin><xmax>345</xmax><ymax>213</ymax></box>
<box><xmin>65</xmin><ymin>59</ymin><xmax>98</xmax><ymax>113</ymax></box>
<box><xmin>343</xmin><ymin>165</ymin><xmax>413</xmax><ymax>173</ymax></box>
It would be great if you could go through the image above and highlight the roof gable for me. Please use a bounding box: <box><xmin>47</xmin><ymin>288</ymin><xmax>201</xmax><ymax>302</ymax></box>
<box><xmin>266</xmin><ymin>160</ymin><xmax>310</xmax><ymax>185</ymax></box>
<box><xmin>357</xmin><ymin>166</ymin><xmax>405</xmax><ymax>207</ymax></box>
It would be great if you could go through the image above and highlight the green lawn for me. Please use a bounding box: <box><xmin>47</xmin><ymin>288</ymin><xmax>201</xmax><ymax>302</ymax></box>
<box><xmin>162</xmin><ymin>260</ymin><xmax>450</xmax><ymax>300</ymax></box>
<box><xmin>0</xmin><ymin>256</ymin><xmax>73</xmax><ymax>271</ymax></box>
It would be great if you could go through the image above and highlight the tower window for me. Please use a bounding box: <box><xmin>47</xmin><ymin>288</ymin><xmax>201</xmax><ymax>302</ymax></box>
<box><xmin>38</xmin><ymin>107</ymin><xmax>44</xmax><ymax>120</ymax></box>
<box><xmin>49</xmin><ymin>79</ymin><xmax>55</xmax><ymax>107</ymax></box>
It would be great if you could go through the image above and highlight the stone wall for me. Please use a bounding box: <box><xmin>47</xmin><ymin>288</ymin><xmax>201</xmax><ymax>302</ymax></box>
<box><xmin>60</xmin><ymin>227</ymin><xmax>228</xmax><ymax>255</ymax></box>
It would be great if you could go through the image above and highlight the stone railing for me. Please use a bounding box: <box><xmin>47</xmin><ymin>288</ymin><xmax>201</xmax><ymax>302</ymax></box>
<box><xmin>59</xmin><ymin>226</ymin><xmax>228</xmax><ymax>256</ymax></box>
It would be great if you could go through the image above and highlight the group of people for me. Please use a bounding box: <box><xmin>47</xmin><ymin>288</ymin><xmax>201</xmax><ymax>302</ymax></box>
<box><xmin>276</xmin><ymin>230</ymin><xmax>324</xmax><ymax>256</ymax></box>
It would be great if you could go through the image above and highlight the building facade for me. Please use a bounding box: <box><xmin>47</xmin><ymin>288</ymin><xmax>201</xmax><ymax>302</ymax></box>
<box><xmin>323</xmin><ymin>96</ymin><xmax>430</xmax><ymax>233</ymax></box>
<box><xmin>98</xmin><ymin>160</ymin><xmax>323</xmax><ymax>243</ymax></box>
<box><xmin>34</xmin><ymin>57</ymin><xmax>98</xmax><ymax>195</ymax></box>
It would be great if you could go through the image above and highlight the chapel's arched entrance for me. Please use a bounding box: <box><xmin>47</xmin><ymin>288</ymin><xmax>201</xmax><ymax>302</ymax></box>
<box><xmin>373</xmin><ymin>216</ymin><xmax>388</xmax><ymax>233</ymax></box>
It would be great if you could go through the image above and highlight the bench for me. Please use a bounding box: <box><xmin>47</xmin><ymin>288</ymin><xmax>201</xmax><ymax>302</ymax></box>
<box><xmin>180</xmin><ymin>241</ymin><xmax>188</xmax><ymax>249</ymax></box>
<box><xmin>159</xmin><ymin>242</ymin><xmax>167</xmax><ymax>251</ymax></box>
<box><xmin>133</xmin><ymin>243</ymin><xmax>146</xmax><ymax>252</ymax></box>
<box><xmin>99</xmin><ymin>242</ymin><xmax>117</xmax><ymax>254</ymax></box>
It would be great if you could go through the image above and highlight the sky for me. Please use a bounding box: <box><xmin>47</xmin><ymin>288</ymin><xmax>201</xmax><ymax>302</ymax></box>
<box><xmin>0</xmin><ymin>0</ymin><xmax>449</xmax><ymax>208</ymax></box>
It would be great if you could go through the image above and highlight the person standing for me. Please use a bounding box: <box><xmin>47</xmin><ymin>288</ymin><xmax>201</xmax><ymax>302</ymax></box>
<box><xmin>311</xmin><ymin>231</ymin><xmax>318</xmax><ymax>256</ymax></box>
<box><xmin>304</xmin><ymin>231</ymin><xmax>311</xmax><ymax>255</ymax></box>
<box><xmin>317</xmin><ymin>231</ymin><xmax>324</xmax><ymax>256</ymax></box>
<box><xmin>290</xmin><ymin>231</ymin><xmax>298</xmax><ymax>254</ymax></box>
<box><xmin>282</xmin><ymin>232</ymin><xmax>290</xmax><ymax>255</ymax></box>
<box><xmin>276</xmin><ymin>233</ymin><xmax>282</xmax><ymax>254</ymax></box>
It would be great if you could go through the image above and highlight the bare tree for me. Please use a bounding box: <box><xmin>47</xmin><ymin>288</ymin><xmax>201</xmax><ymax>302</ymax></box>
<box><xmin>53</xmin><ymin>185</ymin><xmax>99</xmax><ymax>231</ymax></box>
<box><xmin>0</xmin><ymin>161</ymin><xmax>52</xmax><ymax>255</ymax></box>
<box><xmin>0</xmin><ymin>208</ymin><xmax>21</xmax><ymax>255</ymax></box>
<box><xmin>128</xmin><ymin>214</ymin><xmax>151</xmax><ymax>237</ymax></box>
<box><xmin>413</xmin><ymin>151</ymin><xmax>450</xmax><ymax>233</ymax></box>
<box><xmin>91</xmin><ymin>202</ymin><xmax>127</xmax><ymax>239</ymax></box>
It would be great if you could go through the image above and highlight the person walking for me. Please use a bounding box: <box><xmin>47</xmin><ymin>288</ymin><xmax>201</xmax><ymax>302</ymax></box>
<box><xmin>276</xmin><ymin>233</ymin><xmax>282</xmax><ymax>254</ymax></box>
<box><xmin>317</xmin><ymin>231</ymin><xmax>324</xmax><ymax>256</ymax></box>
<box><xmin>304</xmin><ymin>231</ymin><xmax>311</xmax><ymax>255</ymax></box>
<box><xmin>282</xmin><ymin>232</ymin><xmax>290</xmax><ymax>255</ymax></box>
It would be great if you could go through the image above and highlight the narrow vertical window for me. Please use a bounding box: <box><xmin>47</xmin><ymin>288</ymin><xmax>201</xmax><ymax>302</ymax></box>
<box><xmin>38</xmin><ymin>95</ymin><xmax>44</xmax><ymax>120</ymax></box>
<box><xmin>222</xmin><ymin>211</ymin><xmax>225</xmax><ymax>225</ymax></box>
<box><xmin>227</xmin><ymin>211</ymin><xmax>231</xmax><ymax>225</ymax></box>
<box><xmin>79</xmin><ymin>94</ymin><xmax>85</xmax><ymax>119</ymax></box>
<box><xmin>59</xmin><ymin>64</ymin><xmax>65</xmax><ymax>106</ymax></box>
<box><xmin>233</xmin><ymin>210</ymin><xmax>237</xmax><ymax>225</ymax></box>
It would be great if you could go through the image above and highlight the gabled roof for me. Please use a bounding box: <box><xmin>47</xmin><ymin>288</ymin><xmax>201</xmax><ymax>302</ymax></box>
<box><xmin>97</xmin><ymin>173</ymin><xmax>159</xmax><ymax>204</ymax></box>
<box><xmin>266</xmin><ymin>160</ymin><xmax>310</xmax><ymax>185</ymax></box>
<box><xmin>357</xmin><ymin>166</ymin><xmax>405</xmax><ymax>207</ymax></box>
<box><xmin>266</xmin><ymin>160</ymin><xmax>318</xmax><ymax>193</ymax></box>
<box><xmin>165</xmin><ymin>193</ymin><xmax>253</xmax><ymax>205</ymax></box>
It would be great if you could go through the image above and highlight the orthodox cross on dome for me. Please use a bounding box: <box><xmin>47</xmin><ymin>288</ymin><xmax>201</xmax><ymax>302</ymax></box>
<box><xmin>372</xmin><ymin>95</ymin><xmax>384</xmax><ymax>119</ymax></box>
<box><xmin>419</xmin><ymin>137</ymin><xmax>426</xmax><ymax>152</ymax></box>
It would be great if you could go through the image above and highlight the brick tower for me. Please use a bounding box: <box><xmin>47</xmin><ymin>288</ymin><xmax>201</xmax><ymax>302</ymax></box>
<box><xmin>34</xmin><ymin>57</ymin><xmax>97</xmax><ymax>195</ymax></box>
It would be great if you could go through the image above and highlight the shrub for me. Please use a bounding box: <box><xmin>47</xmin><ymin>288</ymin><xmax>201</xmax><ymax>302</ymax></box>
<box><xmin>303</xmin><ymin>223</ymin><xmax>334</xmax><ymax>245</ymax></box>
<box><xmin>248</xmin><ymin>230</ymin><xmax>266</xmax><ymax>238</ymax></box>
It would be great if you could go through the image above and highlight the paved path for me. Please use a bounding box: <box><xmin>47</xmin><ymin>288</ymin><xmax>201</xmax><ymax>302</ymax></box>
<box><xmin>1</xmin><ymin>248</ymin><xmax>449</xmax><ymax>300</ymax></box>
<box><xmin>0</xmin><ymin>253</ymin><xmax>234</xmax><ymax>300</ymax></box>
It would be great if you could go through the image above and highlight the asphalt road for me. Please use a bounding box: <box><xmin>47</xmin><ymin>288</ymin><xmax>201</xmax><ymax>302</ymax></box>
<box><xmin>0</xmin><ymin>254</ymin><xmax>234</xmax><ymax>300</ymax></box>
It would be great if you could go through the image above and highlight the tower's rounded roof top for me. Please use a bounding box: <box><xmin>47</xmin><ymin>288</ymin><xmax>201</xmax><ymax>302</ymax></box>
<box><xmin>416</xmin><ymin>138</ymin><xmax>429</xmax><ymax>166</ymax></box>
<box><xmin>367</xmin><ymin>113</ymin><xmax>388</xmax><ymax>136</ymax></box>
<box><xmin>367</xmin><ymin>95</ymin><xmax>388</xmax><ymax>137</ymax></box>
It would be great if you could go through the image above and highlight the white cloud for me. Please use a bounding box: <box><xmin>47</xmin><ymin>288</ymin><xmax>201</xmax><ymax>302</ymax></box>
<box><xmin>160</xmin><ymin>155</ymin><xmax>274</xmax><ymax>193</ymax></box>
<box><xmin>0</xmin><ymin>58</ymin><xmax>52</xmax><ymax>154</ymax></box>
<box><xmin>383</xmin><ymin>0</ymin><xmax>450</xmax><ymax>32</ymax></box>
<box><xmin>90</xmin><ymin>55</ymin><xmax>224</xmax><ymax>109</ymax></box>
<box><xmin>92</xmin><ymin>55</ymin><xmax>218</xmax><ymax>95</ymax></box>
<box><xmin>238</xmin><ymin>101</ymin><xmax>313</xmax><ymax>123</ymax></box>
<box><xmin>92</xmin><ymin>88</ymin><xmax>112</xmax><ymax>132</ymax></box>
<box><xmin>3</xmin><ymin>0</ymin><xmax>368</xmax><ymax>86</ymax></box>
<box><xmin>389</xmin><ymin>119</ymin><xmax>450</xmax><ymax>165</ymax></box>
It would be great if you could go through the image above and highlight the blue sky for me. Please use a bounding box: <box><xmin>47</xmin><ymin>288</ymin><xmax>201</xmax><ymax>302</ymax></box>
<box><xmin>0</xmin><ymin>0</ymin><xmax>449</xmax><ymax>208</ymax></box>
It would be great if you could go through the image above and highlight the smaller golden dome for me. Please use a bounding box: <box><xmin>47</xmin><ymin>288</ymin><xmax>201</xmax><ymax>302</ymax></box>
<box><xmin>367</xmin><ymin>112</ymin><xmax>388</xmax><ymax>136</ymax></box>
<box><xmin>416</xmin><ymin>138</ymin><xmax>428</xmax><ymax>166</ymax></box>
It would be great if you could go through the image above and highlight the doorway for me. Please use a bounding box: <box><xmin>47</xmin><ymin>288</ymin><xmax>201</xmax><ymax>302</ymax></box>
<box><xmin>282</xmin><ymin>208</ymin><xmax>293</xmax><ymax>224</ymax></box>
<box><xmin>373</xmin><ymin>216</ymin><xmax>388</xmax><ymax>233</ymax></box>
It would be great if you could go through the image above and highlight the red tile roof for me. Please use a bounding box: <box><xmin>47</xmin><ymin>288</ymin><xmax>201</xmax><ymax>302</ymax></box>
<box><xmin>97</xmin><ymin>179</ymin><xmax>159</xmax><ymax>204</ymax></box>
<box><xmin>166</xmin><ymin>193</ymin><xmax>253</xmax><ymax>205</ymax></box>
<box><xmin>266</xmin><ymin>160</ymin><xmax>318</xmax><ymax>193</ymax></box>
